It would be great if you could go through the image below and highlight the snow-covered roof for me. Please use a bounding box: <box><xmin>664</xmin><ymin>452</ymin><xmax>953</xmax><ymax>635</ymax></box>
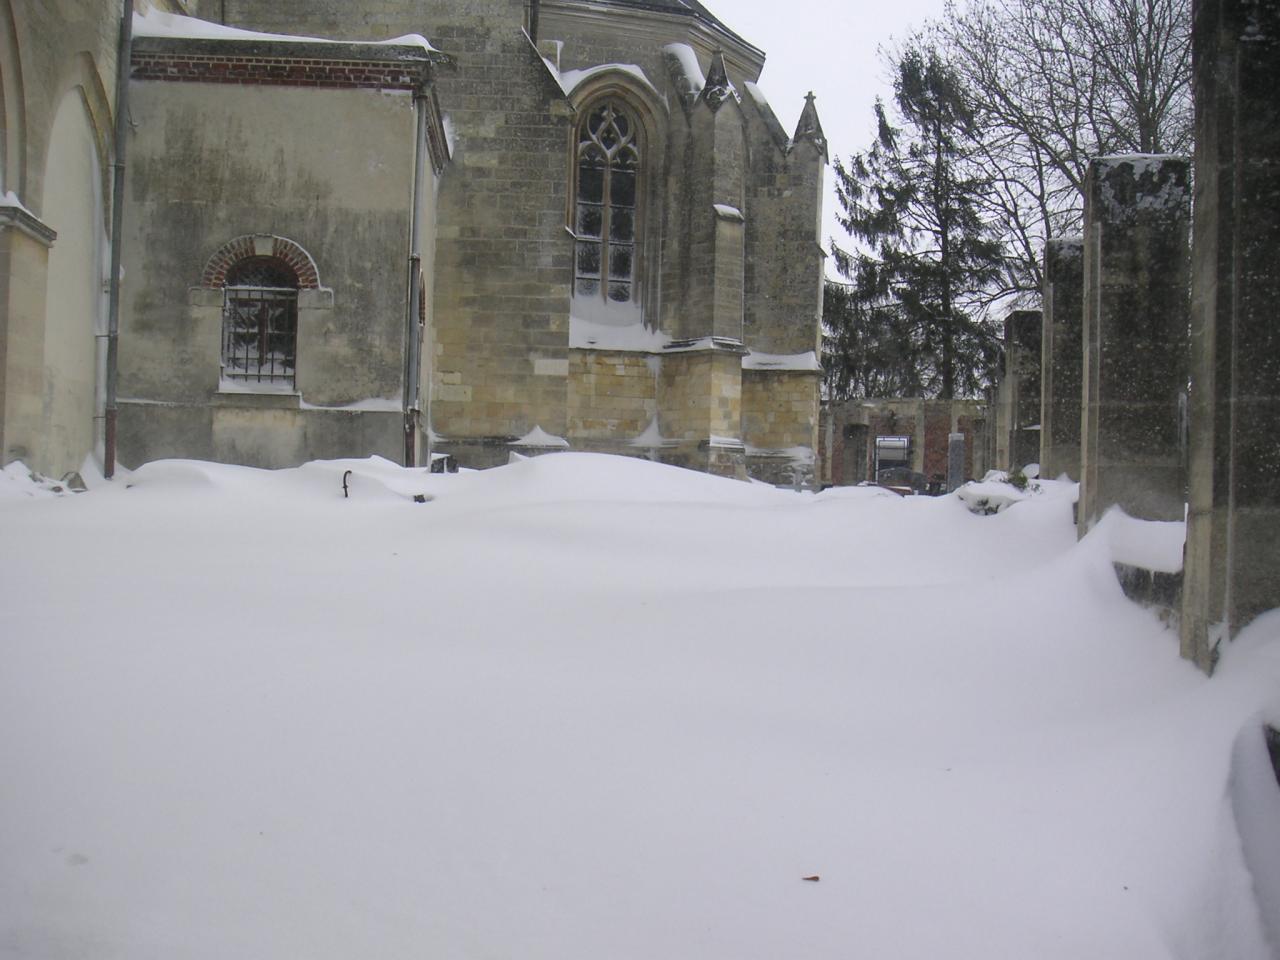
<box><xmin>133</xmin><ymin>9</ymin><xmax>440</xmax><ymax>54</ymax></box>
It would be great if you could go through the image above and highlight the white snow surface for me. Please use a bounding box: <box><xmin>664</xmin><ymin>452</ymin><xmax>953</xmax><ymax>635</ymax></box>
<box><xmin>298</xmin><ymin>395</ymin><xmax>402</xmax><ymax>413</ymax></box>
<box><xmin>628</xmin><ymin>416</ymin><xmax>670</xmax><ymax>448</ymax></box>
<box><xmin>663</xmin><ymin>42</ymin><xmax>705</xmax><ymax>92</ymax></box>
<box><xmin>741</xmin><ymin>349</ymin><xmax>822</xmax><ymax>371</ymax></box>
<box><xmin>2</xmin><ymin>452</ymin><xmax>1279</xmax><ymax>959</ymax></box>
<box><xmin>133</xmin><ymin>9</ymin><xmax>438</xmax><ymax>52</ymax></box>
<box><xmin>511</xmin><ymin>425</ymin><xmax>570</xmax><ymax>448</ymax></box>
<box><xmin>553</xmin><ymin>63</ymin><xmax>659</xmax><ymax>99</ymax></box>
<box><xmin>569</xmin><ymin>296</ymin><xmax>668</xmax><ymax>352</ymax></box>
<box><xmin>0</xmin><ymin>190</ymin><xmax>34</xmax><ymax>215</ymax></box>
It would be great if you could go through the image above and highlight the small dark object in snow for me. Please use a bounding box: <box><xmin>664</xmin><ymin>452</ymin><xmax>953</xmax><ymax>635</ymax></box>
<box><xmin>413</xmin><ymin>494</ymin><xmax>427</xmax><ymax>503</ymax></box>
<box><xmin>802</xmin><ymin>875</ymin><xmax>820</xmax><ymax>882</ymax></box>
<box><xmin>342</xmin><ymin>470</ymin><xmax>352</xmax><ymax>498</ymax></box>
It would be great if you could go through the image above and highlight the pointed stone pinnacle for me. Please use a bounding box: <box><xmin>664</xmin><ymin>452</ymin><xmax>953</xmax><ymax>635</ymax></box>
<box><xmin>793</xmin><ymin>91</ymin><xmax>827</xmax><ymax>159</ymax></box>
<box><xmin>701</xmin><ymin>48</ymin><xmax>733</xmax><ymax>111</ymax></box>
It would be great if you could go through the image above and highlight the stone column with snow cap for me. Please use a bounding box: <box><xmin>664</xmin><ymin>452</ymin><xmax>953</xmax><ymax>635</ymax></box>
<box><xmin>1005</xmin><ymin>310</ymin><xmax>1042</xmax><ymax>473</ymax></box>
<box><xmin>1180</xmin><ymin>0</ymin><xmax>1280</xmax><ymax>673</ymax></box>
<box><xmin>1039</xmin><ymin>238</ymin><xmax>1085</xmax><ymax>481</ymax></box>
<box><xmin>1078</xmin><ymin>155</ymin><xmax>1191</xmax><ymax>535</ymax></box>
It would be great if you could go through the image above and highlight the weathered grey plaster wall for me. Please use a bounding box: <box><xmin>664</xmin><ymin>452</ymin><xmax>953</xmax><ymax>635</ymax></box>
<box><xmin>118</xmin><ymin>73</ymin><xmax>418</xmax><ymax>467</ymax></box>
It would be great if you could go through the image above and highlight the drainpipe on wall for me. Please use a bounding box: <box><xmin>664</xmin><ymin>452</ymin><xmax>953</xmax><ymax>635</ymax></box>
<box><xmin>103</xmin><ymin>0</ymin><xmax>134</xmax><ymax>479</ymax></box>
<box><xmin>403</xmin><ymin>89</ymin><xmax>429</xmax><ymax>468</ymax></box>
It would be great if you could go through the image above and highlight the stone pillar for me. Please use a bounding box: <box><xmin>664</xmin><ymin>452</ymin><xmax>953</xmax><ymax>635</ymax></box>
<box><xmin>1181</xmin><ymin>0</ymin><xmax>1280</xmax><ymax>672</ymax></box>
<box><xmin>1039</xmin><ymin>238</ymin><xmax>1085</xmax><ymax>480</ymax></box>
<box><xmin>1005</xmin><ymin>310</ymin><xmax>1042</xmax><ymax>471</ymax></box>
<box><xmin>1078</xmin><ymin>155</ymin><xmax>1191</xmax><ymax>534</ymax></box>
<box><xmin>947</xmin><ymin>432</ymin><xmax>965</xmax><ymax>493</ymax></box>
<box><xmin>0</xmin><ymin>205</ymin><xmax>57</xmax><ymax>470</ymax></box>
<box><xmin>992</xmin><ymin>376</ymin><xmax>1011</xmax><ymax>470</ymax></box>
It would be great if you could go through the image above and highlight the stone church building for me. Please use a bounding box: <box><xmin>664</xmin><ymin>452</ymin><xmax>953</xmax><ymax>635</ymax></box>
<box><xmin>1</xmin><ymin>0</ymin><xmax>826</xmax><ymax>484</ymax></box>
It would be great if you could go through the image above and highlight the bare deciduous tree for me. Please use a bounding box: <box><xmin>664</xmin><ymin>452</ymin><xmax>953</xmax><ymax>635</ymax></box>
<box><xmin>926</xmin><ymin>0</ymin><xmax>1192</xmax><ymax>299</ymax></box>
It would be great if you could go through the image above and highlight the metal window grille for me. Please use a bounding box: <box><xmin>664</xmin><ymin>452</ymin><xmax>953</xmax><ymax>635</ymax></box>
<box><xmin>575</xmin><ymin>101</ymin><xmax>639</xmax><ymax>304</ymax></box>
<box><xmin>221</xmin><ymin>257</ymin><xmax>298</xmax><ymax>387</ymax></box>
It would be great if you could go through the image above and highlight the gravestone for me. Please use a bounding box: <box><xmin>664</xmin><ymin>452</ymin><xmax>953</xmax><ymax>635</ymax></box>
<box><xmin>946</xmin><ymin>432</ymin><xmax>965</xmax><ymax>493</ymax></box>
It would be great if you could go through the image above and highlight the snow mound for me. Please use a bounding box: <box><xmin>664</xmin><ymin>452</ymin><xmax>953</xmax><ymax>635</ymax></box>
<box><xmin>956</xmin><ymin>476</ymin><xmax>1078</xmax><ymax>515</ymax></box>
<box><xmin>1090</xmin><ymin>506</ymin><xmax>1187</xmax><ymax>573</ymax></box>
<box><xmin>128</xmin><ymin>457</ymin><xmax>431</xmax><ymax>504</ymax></box>
<box><xmin>0</xmin><ymin>461</ymin><xmax>72</xmax><ymax>500</ymax></box>
<box><xmin>2</xmin><ymin>452</ymin><xmax>1279</xmax><ymax>959</ymax></box>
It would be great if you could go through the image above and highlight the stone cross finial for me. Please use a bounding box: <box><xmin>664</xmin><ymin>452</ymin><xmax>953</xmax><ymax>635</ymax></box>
<box><xmin>792</xmin><ymin>91</ymin><xmax>827</xmax><ymax>159</ymax></box>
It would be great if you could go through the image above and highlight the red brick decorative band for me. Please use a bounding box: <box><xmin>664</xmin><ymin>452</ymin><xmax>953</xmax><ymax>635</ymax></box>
<box><xmin>202</xmin><ymin>235</ymin><xmax>321</xmax><ymax>289</ymax></box>
<box><xmin>132</xmin><ymin>53</ymin><xmax>420</xmax><ymax>91</ymax></box>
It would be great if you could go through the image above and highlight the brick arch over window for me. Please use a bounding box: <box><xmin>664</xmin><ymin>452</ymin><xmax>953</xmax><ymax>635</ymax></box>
<box><xmin>201</xmin><ymin>234</ymin><xmax>320</xmax><ymax>290</ymax></box>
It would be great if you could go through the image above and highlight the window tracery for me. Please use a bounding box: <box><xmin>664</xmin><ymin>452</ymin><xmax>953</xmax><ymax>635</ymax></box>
<box><xmin>574</xmin><ymin>101</ymin><xmax>640</xmax><ymax>305</ymax></box>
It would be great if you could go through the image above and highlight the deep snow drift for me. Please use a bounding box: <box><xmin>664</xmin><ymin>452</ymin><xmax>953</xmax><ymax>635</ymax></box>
<box><xmin>2</xmin><ymin>453</ymin><xmax>1278</xmax><ymax>959</ymax></box>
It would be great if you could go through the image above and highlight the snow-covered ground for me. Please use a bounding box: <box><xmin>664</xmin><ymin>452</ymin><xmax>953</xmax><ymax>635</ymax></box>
<box><xmin>2</xmin><ymin>453</ymin><xmax>1278</xmax><ymax>959</ymax></box>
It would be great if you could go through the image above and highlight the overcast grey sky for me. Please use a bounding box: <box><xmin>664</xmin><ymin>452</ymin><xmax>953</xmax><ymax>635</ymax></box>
<box><xmin>717</xmin><ymin>0</ymin><xmax>951</xmax><ymax>270</ymax></box>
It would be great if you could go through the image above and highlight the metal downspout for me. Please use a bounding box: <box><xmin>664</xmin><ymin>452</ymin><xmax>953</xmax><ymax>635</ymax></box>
<box><xmin>103</xmin><ymin>0</ymin><xmax>134</xmax><ymax>479</ymax></box>
<box><xmin>404</xmin><ymin>89</ymin><xmax>429</xmax><ymax>467</ymax></box>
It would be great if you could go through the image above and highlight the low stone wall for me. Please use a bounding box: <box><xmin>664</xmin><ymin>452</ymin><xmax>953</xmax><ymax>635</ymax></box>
<box><xmin>118</xmin><ymin>401</ymin><xmax>402</xmax><ymax>470</ymax></box>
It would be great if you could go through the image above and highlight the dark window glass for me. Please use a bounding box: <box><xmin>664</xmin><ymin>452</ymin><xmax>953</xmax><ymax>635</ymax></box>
<box><xmin>576</xmin><ymin>241</ymin><xmax>602</xmax><ymax>278</ymax></box>
<box><xmin>609</xmin><ymin>207</ymin><xmax>634</xmax><ymax>242</ymax></box>
<box><xmin>221</xmin><ymin>256</ymin><xmax>299</xmax><ymax>388</ymax></box>
<box><xmin>577</xmin><ymin>204</ymin><xmax>603</xmax><ymax>238</ymax></box>
<box><xmin>609</xmin><ymin>244</ymin><xmax>633</xmax><ymax>281</ymax></box>
<box><xmin>575</xmin><ymin>101</ymin><xmax>641</xmax><ymax>306</ymax></box>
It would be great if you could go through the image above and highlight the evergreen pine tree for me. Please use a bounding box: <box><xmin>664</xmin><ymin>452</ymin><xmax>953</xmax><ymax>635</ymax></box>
<box><xmin>825</xmin><ymin>46</ymin><xmax>1003</xmax><ymax>400</ymax></box>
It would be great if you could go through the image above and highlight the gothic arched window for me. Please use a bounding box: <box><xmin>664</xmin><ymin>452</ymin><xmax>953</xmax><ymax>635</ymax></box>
<box><xmin>222</xmin><ymin>256</ymin><xmax>298</xmax><ymax>388</ymax></box>
<box><xmin>575</xmin><ymin>101</ymin><xmax>640</xmax><ymax>305</ymax></box>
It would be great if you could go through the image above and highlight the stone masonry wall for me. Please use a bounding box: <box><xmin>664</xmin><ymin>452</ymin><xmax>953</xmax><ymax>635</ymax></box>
<box><xmin>659</xmin><ymin>349</ymin><xmax>741</xmax><ymax>443</ymax></box>
<box><xmin>743</xmin><ymin>135</ymin><xmax>824</xmax><ymax>357</ymax></box>
<box><xmin>567</xmin><ymin>350</ymin><xmax>657</xmax><ymax>443</ymax></box>
<box><xmin>742</xmin><ymin>369</ymin><xmax>819</xmax><ymax>449</ymax></box>
<box><xmin>822</xmin><ymin>398</ymin><xmax>987</xmax><ymax>488</ymax></box>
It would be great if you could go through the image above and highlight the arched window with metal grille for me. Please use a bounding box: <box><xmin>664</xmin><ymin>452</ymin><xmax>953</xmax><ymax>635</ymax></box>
<box><xmin>574</xmin><ymin>100</ymin><xmax>640</xmax><ymax>306</ymax></box>
<box><xmin>221</xmin><ymin>256</ymin><xmax>298</xmax><ymax>388</ymax></box>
